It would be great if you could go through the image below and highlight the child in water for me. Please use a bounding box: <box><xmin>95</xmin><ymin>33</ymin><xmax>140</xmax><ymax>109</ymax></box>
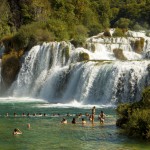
<box><xmin>99</xmin><ymin>111</ymin><xmax>106</xmax><ymax>124</ymax></box>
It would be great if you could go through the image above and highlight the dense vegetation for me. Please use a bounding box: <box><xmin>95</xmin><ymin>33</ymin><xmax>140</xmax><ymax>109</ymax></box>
<box><xmin>116</xmin><ymin>86</ymin><xmax>150</xmax><ymax>140</ymax></box>
<box><xmin>0</xmin><ymin>0</ymin><xmax>150</xmax><ymax>49</ymax></box>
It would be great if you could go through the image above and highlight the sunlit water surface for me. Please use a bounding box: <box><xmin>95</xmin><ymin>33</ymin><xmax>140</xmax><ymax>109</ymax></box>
<box><xmin>0</xmin><ymin>98</ymin><xmax>150</xmax><ymax>150</ymax></box>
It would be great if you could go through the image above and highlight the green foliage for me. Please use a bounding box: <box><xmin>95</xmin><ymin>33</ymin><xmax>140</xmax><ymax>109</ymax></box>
<box><xmin>46</xmin><ymin>19</ymin><xmax>69</xmax><ymax>41</ymax></box>
<box><xmin>0</xmin><ymin>1</ymin><xmax>12</xmax><ymax>38</ymax></box>
<box><xmin>133</xmin><ymin>23</ymin><xmax>144</xmax><ymax>31</ymax></box>
<box><xmin>141</xmin><ymin>86</ymin><xmax>150</xmax><ymax>107</ymax></box>
<box><xmin>113</xmin><ymin>48</ymin><xmax>127</xmax><ymax>60</ymax></box>
<box><xmin>92</xmin><ymin>0</ymin><xmax>111</xmax><ymax>28</ymax></box>
<box><xmin>70</xmin><ymin>25</ymin><xmax>88</xmax><ymax>47</ymax></box>
<box><xmin>79</xmin><ymin>52</ymin><xmax>89</xmax><ymax>61</ymax></box>
<box><xmin>71</xmin><ymin>25</ymin><xmax>88</xmax><ymax>47</ymax></box>
<box><xmin>88</xmin><ymin>24</ymin><xmax>103</xmax><ymax>37</ymax></box>
<box><xmin>114</xmin><ymin>18</ymin><xmax>131</xmax><ymax>29</ymax></box>
<box><xmin>134</xmin><ymin>38</ymin><xmax>145</xmax><ymax>54</ymax></box>
<box><xmin>1</xmin><ymin>35</ymin><xmax>13</xmax><ymax>53</ymax></box>
<box><xmin>146</xmin><ymin>31</ymin><xmax>150</xmax><ymax>37</ymax></box>
<box><xmin>12</xmin><ymin>22</ymin><xmax>54</xmax><ymax>51</ymax></box>
<box><xmin>103</xmin><ymin>29</ymin><xmax>111</xmax><ymax>37</ymax></box>
<box><xmin>116</xmin><ymin>86</ymin><xmax>150</xmax><ymax>140</ymax></box>
<box><xmin>113</xmin><ymin>28</ymin><xmax>125</xmax><ymax>37</ymax></box>
<box><xmin>1</xmin><ymin>51</ymin><xmax>20</xmax><ymax>87</ymax></box>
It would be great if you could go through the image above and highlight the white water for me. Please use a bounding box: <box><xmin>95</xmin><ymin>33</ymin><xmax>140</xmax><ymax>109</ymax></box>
<box><xmin>87</xmin><ymin>29</ymin><xmax>150</xmax><ymax>60</ymax></box>
<box><xmin>0</xmin><ymin>97</ymin><xmax>45</xmax><ymax>103</ymax></box>
<box><xmin>8</xmin><ymin>45</ymin><xmax>150</xmax><ymax>104</ymax></box>
<box><xmin>1</xmin><ymin>31</ymin><xmax>150</xmax><ymax>105</ymax></box>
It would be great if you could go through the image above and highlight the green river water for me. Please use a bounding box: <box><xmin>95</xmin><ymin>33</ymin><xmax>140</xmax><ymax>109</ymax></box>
<box><xmin>0</xmin><ymin>99</ymin><xmax>149</xmax><ymax>150</ymax></box>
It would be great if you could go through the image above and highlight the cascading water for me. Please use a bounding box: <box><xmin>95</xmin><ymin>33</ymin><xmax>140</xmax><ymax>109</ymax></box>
<box><xmin>0</xmin><ymin>44</ymin><xmax>4</xmax><ymax>93</ymax></box>
<box><xmin>6</xmin><ymin>30</ymin><xmax>150</xmax><ymax>104</ymax></box>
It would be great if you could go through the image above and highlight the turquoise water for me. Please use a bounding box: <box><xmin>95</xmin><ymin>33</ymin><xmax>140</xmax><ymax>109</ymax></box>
<box><xmin>0</xmin><ymin>99</ymin><xmax>150</xmax><ymax>150</ymax></box>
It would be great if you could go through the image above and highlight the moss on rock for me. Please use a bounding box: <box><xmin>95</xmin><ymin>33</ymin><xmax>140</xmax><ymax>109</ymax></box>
<box><xmin>113</xmin><ymin>48</ymin><xmax>127</xmax><ymax>60</ymax></box>
<box><xmin>79</xmin><ymin>52</ymin><xmax>89</xmax><ymax>61</ymax></box>
<box><xmin>1</xmin><ymin>51</ymin><xmax>20</xmax><ymax>87</ymax></box>
<box><xmin>134</xmin><ymin>38</ymin><xmax>145</xmax><ymax>54</ymax></box>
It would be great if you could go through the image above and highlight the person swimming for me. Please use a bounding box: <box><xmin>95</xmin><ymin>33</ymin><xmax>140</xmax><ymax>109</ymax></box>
<box><xmin>13</xmin><ymin>128</ymin><xmax>22</xmax><ymax>135</ymax></box>
<box><xmin>72</xmin><ymin>118</ymin><xmax>76</xmax><ymax>124</ymax></box>
<box><xmin>61</xmin><ymin>118</ymin><xmax>67</xmax><ymax>124</ymax></box>
<box><xmin>82</xmin><ymin>118</ymin><xmax>86</xmax><ymax>125</ymax></box>
<box><xmin>27</xmin><ymin>123</ymin><xmax>30</xmax><ymax>129</ymax></box>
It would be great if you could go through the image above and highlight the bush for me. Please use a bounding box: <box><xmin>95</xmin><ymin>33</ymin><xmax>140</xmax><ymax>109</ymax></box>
<box><xmin>79</xmin><ymin>52</ymin><xmax>89</xmax><ymax>61</ymax></box>
<box><xmin>116</xmin><ymin>86</ymin><xmax>150</xmax><ymax>140</ymax></box>
<box><xmin>1</xmin><ymin>51</ymin><xmax>20</xmax><ymax>87</ymax></box>
<box><xmin>113</xmin><ymin>48</ymin><xmax>127</xmax><ymax>60</ymax></box>
<box><xmin>71</xmin><ymin>25</ymin><xmax>88</xmax><ymax>47</ymax></box>
<box><xmin>114</xmin><ymin>18</ymin><xmax>131</xmax><ymax>29</ymax></box>
<box><xmin>103</xmin><ymin>28</ymin><xmax>111</xmax><ymax>37</ymax></box>
<box><xmin>133</xmin><ymin>23</ymin><xmax>144</xmax><ymax>31</ymax></box>
<box><xmin>1</xmin><ymin>35</ymin><xmax>13</xmax><ymax>53</ymax></box>
<box><xmin>88</xmin><ymin>24</ymin><xmax>103</xmax><ymax>36</ymax></box>
<box><xmin>134</xmin><ymin>38</ymin><xmax>145</xmax><ymax>54</ymax></box>
<box><xmin>112</xmin><ymin>28</ymin><xmax>125</xmax><ymax>37</ymax></box>
<box><xmin>12</xmin><ymin>22</ymin><xmax>54</xmax><ymax>51</ymax></box>
<box><xmin>46</xmin><ymin>19</ymin><xmax>69</xmax><ymax>41</ymax></box>
<box><xmin>146</xmin><ymin>31</ymin><xmax>150</xmax><ymax>37</ymax></box>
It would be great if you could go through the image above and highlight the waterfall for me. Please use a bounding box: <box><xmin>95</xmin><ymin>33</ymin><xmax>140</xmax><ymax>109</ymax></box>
<box><xmin>0</xmin><ymin>44</ymin><xmax>4</xmax><ymax>93</ymax></box>
<box><xmin>7</xmin><ymin>30</ymin><xmax>150</xmax><ymax>104</ymax></box>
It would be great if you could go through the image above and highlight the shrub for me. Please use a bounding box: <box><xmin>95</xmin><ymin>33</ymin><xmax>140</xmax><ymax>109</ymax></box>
<box><xmin>113</xmin><ymin>48</ymin><xmax>127</xmax><ymax>60</ymax></box>
<box><xmin>141</xmin><ymin>86</ymin><xmax>150</xmax><ymax>107</ymax></box>
<box><xmin>1</xmin><ymin>51</ymin><xmax>20</xmax><ymax>87</ymax></box>
<box><xmin>114</xmin><ymin>18</ymin><xmax>131</xmax><ymax>29</ymax></box>
<box><xmin>134</xmin><ymin>38</ymin><xmax>145</xmax><ymax>54</ymax></box>
<box><xmin>112</xmin><ymin>28</ymin><xmax>125</xmax><ymax>37</ymax></box>
<box><xmin>71</xmin><ymin>25</ymin><xmax>88</xmax><ymax>47</ymax></box>
<box><xmin>133</xmin><ymin>23</ymin><xmax>144</xmax><ymax>31</ymax></box>
<box><xmin>103</xmin><ymin>28</ymin><xmax>111</xmax><ymax>37</ymax></box>
<box><xmin>46</xmin><ymin>19</ymin><xmax>69</xmax><ymax>41</ymax></box>
<box><xmin>116</xmin><ymin>86</ymin><xmax>150</xmax><ymax>140</ymax></box>
<box><xmin>88</xmin><ymin>24</ymin><xmax>103</xmax><ymax>36</ymax></box>
<box><xmin>1</xmin><ymin>35</ymin><xmax>13</xmax><ymax>53</ymax></box>
<box><xmin>12</xmin><ymin>23</ymin><xmax>54</xmax><ymax>51</ymax></box>
<box><xmin>79</xmin><ymin>52</ymin><xmax>89</xmax><ymax>61</ymax></box>
<box><xmin>146</xmin><ymin>31</ymin><xmax>150</xmax><ymax>37</ymax></box>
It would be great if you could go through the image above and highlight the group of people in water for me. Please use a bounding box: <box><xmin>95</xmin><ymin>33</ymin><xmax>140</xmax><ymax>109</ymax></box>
<box><xmin>10</xmin><ymin>106</ymin><xmax>106</xmax><ymax>135</ymax></box>
<box><xmin>61</xmin><ymin>106</ymin><xmax>106</xmax><ymax>125</ymax></box>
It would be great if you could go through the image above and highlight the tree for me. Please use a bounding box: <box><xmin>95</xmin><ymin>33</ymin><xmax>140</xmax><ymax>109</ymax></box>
<box><xmin>114</xmin><ymin>18</ymin><xmax>131</xmax><ymax>29</ymax></box>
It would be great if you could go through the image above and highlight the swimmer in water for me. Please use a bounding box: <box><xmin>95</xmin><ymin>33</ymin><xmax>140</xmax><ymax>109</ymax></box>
<box><xmin>13</xmin><ymin>128</ymin><xmax>22</xmax><ymax>135</ymax></box>
<box><xmin>61</xmin><ymin>118</ymin><xmax>67</xmax><ymax>124</ymax></box>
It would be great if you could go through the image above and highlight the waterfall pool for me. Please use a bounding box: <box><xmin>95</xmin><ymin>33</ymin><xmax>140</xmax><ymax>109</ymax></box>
<box><xmin>0</xmin><ymin>98</ymin><xmax>150</xmax><ymax>150</ymax></box>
